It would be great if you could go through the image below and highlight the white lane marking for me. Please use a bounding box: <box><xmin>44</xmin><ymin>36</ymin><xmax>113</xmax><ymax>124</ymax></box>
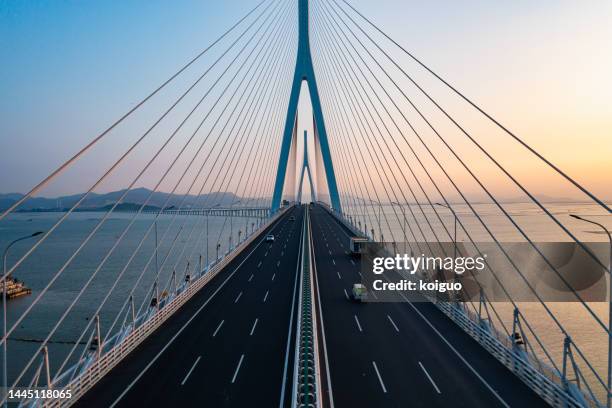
<box><xmin>108</xmin><ymin>212</ymin><xmax>291</xmax><ymax>407</ymax></box>
<box><xmin>392</xmin><ymin>278</ymin><xmax>511</xmax><ymax>408</ymax></box>
<box><xmin>337</xmin><ymin>271</ymin><xmax>341</xmax><ymax>280</ymax></box>
<box><xmin>276</xmin><ymin>260</ymin><xmax>280</xmax><ymax>267</ymax></box>
<box><xmin>419</xmin><ymin>361</ymin><xmax>441</xmax><ymax>394</ymax></box>
<box><xmin>332</xmin><ymin>259</ymin><xmax>336</xmax><ymax>266</ymax></box>
<box><xmin>358</xmin><ymin>272</ymin><xmax>362</xmax><ymax>278</ymax></box>
<box><xmin>354</xmin><ymin>315</ymin><xmax>363</xmax><ymax>332</ymax></box>
<box><xmin>370</xmin><ymin>290</ymin><xmax>378</xmax><ymax>300</ymax></box>
<box><xmin>328</xmin><ymin>250</ymin><xmax>332</xmax><ymax>255</ymax></box>
<box><xmin>326</xmin><ymin>243</ymin><xmax>329</xmax><ymax>247</ymax></box>
<box><xmin>311</xmin><ymin>214</ymin><xmax>336</xmax><ymax>408</ymax></box>
<box><xmin>263</xmin><ymin>290</ymin><xmax>269</xmax><ymax>302</ymax></box>
<box><xmin>281</xmin><ymin>251</ymin><xmax>284</xmax><ymax>256</ymax></box>
<box><xmin>212</xmin><ymin>320</ymin><xmax>224</xmax><ymax>337</ymax></box>
<box><xmin>248</xmin><ymin>274</ymin><xmax>254</xmax><ymax>282</ymax></box>
<box><xmin>350</xmin><ymin>260</ymin><xmax>355</xmax><ymax>266</ymax></box>
<box><xmin>372</xmin><ymin>361</ymin><xmax>387</xmax><ymax>393</ymax></box>
<box><xmin>387</xmin><ymin>315</ymin><xmax>399</xmax><ymax>332</ymax></box>
<box><xmin>264</xmin><ymin>251</ymin><xmax>268</xmax><ymax>257</ymax></box>
<box><xmin>344</xmin><ymin>251</ymin><xmax>349</xmax><ymax>255</ymax></box>
<box><xmin>272</xmin><ymin>273</ymin><xmax>276</xmax><ymax>281</ymax></box>
<box><xmin>180</xmin><ymin>356</ymin><xmax>201</xmax><ymax>386</ymax></box>
<box><xmin>279</xmin><ymin>210</ymin><xmax>304</xmax><ymax>408</ymax></box>
<box><xmin>250</xmin><ymin>318</ymin><xmax>259</xmax><ymax>336</ymax></box>
<box><xmin>343</xmin><ymin>289</ymin><xmax>349</xmax><ymax>300</ymax></box>
<box><xmin>257</xmin><ymin>261</ymin><xmax>262</xmax><ymax>268</ymax></box>
<box><xmin>234</xmin><ymin>291</ymin><xmax>242</xmax><ymax>303</ymax></box>
<box><xmin>231</xmin><ymin>354</ymin><xmax>245</xmax><ymax>384</ymax></box>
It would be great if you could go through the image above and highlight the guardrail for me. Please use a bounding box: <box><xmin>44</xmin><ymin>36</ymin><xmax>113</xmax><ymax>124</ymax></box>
<box><xmin>37</xmin><ymin>206</ymin><xmax>290</xmax><ymax>408</ymax></box>
<box><xmin>319</xmin><ymin>203</ymin><xmax>595</xmax><ymax>408</ymax></box>
<box><xmin>292</xmin><ymin>205</ymin><xmax>321</xmax><ymax>408</ymax></box>
<box><xmin>435</xmin><ymin>301</ymin><xmax>589</xmax><ymax>408</ymax></box>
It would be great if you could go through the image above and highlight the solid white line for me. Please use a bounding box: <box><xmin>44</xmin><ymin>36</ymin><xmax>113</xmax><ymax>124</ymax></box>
<box><xmin>234</xmin><ymin>291</ymin><xmax>242</xmax><ymax>303</ymax></box>
<box><xmin>250</xmin><ymin>318</ymin><xmax>259</xmax><ymax>336</ymax></box>
<box><xmin>311</xmin><ymin>212</ymin><xmax>335</xmax><ymax>408</ymax></box>
<box><xmin>419</xmin><ymin>361</ymin><xmax>441</xmax><ymax>394</ymax></box>
<box><xmin>393</xmin><ymin>280</ymin><xmax>510</xmax><ymax>407</ymax></box>
<box><xmin>231</xmin><ymin>354</ymin><xmax>245</xmax><ymax>384</ymax></box>
<box><xmin>387</xmin><ymin>315</ymin><xmax>399</xmax><ymax>332</ymax></box>
<box><xmin>263</xmin><ymin>290</ymin><xmax>269</xmax><ymax>302</ymax></box>
<box><xmin>212</xmin><ymin>320</ymin><xmax>224</xmax><ymax>337</ymax></box>
<box><xmin>271</xmin><ymin>273</ymin><xmax>276</xmax><ymax>281</ymax></box>
<box><xmin>372</xmin><ymin>361</ymin><xmax>387</xmax><ymax>393</ymax></box>
<box><xmin>180</xmin><ymin>356</ymin><xmax>201</xmax><ymax>386</ymax></box>
<box><xmin>343</xmin><ymin>289</ymin><xmax>349</xmax><ymax>300</ymax></box>
<box><xmin>248</xmin><ymin>274</ymin><xmax>254</xmax><ymax>282</ymax></box>
<box><xmin>279</xmin><ymin>209</ymin><xmax>304</xmax><ymax>408</ymax></box>
<box><xmin>354</xmin><ymin>315</ymin><xmax>363</xmax><ymax>332</ymax></box>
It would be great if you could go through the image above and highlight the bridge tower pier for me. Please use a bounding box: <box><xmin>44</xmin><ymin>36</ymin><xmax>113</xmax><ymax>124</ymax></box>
<box><xmin>297</xmin><ymin>130</ymin><xmax>316</xmax><ymax>203</ymax></box>
<box><xmin>271</xmin><ymin>0</ymin><xmax>341</xmax><ymax>213</ymax></box>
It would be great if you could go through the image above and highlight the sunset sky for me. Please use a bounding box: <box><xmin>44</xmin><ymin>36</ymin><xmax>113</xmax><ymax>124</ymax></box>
<box><xmin>1</xmin><ymin>0</ymin><xmax>610</xmax><ymax>201</ymax></box>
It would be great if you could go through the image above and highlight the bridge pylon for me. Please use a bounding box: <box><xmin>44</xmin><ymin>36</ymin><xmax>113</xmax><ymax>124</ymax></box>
<box><xmin>271</xmin><ymin>0</ymin><xmax>342</xmax><ymax>212</ymax></box>
<box><xmin>297</xmin><ymin>130</ymin><xmax>316</xmax><ymax>203</ymax></box>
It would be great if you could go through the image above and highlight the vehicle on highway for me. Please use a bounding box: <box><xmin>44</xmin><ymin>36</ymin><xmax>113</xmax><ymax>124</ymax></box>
<box><xmin>289</xmin><ymin>216</ymin><xmax>296</xmax><ymax>221</ymax></box>
<box><xmin>350</xmin><ymin>283</ymin><xmax>368</xmax><ymax>302</ymax></box>
<box><xmin>265</xmin><ymin>234</ymin><xmax>275</xmax><ymax>242</ymax></box>
<box><xmin>349</xmin><ymin>237</ymin><xmax>369</xmax><ymax>257</ymax></box>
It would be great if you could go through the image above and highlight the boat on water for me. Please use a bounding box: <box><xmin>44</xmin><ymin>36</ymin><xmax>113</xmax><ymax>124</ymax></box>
<box><xmin>1</xmin><ymin>276</ymin><xmax>32</xmax><ymax>300</ymax></box>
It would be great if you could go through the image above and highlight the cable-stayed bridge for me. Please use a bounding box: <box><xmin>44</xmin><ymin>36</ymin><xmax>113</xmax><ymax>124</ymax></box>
<box><xmin>1</xmin><ymin>1</ymin><xmax>610</xmax><ymax>407</ymax></box>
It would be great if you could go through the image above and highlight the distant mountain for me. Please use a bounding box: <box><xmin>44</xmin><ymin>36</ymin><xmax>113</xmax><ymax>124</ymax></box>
<box><xmin>0</xmin><ymin>188</ymin><xmax>248</xmax><ymax>212</ymax></box>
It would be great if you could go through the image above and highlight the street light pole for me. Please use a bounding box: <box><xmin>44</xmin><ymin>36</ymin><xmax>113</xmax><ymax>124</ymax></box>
<box><xmin>391</xmin><ymin>202</ymin><xmax>407</xmax><ymax>253</ymax></box>
<box><xmin>570</xmin><ymin>214</ymin><xmax>612</xmax><ymax>408</ymax></box>
<box><xmin>229</xmin><ymin>200</ymin><xmax>241</xmax><ymax>250</ymax></box>
<box><xmin>206</xmin><ymin>204</ymin><xmax>221</xmax><ymax>269</ymax></box>
<box><xmin>436</xmin><ymin>203</ymin><xmax>458</xmax><ymax>261</ymax></box>
<box><xmin>3</xmin><ymin>231</ymin><xmax>43</xmax><ymax>406</ymax></box>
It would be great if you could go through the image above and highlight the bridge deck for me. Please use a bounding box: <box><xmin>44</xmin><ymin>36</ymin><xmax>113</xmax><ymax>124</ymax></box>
<box><xmin>309</xmin><ymin>204</ymin><xmax>548</xmax><ymax>407</ymax></box>
<box><xmin>75</xmin><ymin>207</ymin><xmax>303</xmax><ymax>407</ymax></box>
<box><xmin>73</xmin><ymin>204</ymin><xmax>550</xmax><ymax>407</ymax></box>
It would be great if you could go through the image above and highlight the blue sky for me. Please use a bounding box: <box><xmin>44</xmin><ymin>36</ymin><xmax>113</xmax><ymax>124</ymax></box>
<box><xmin>1</xmin><ymin>0</ymin><xmax>610</xmax><ymax>199</ymax></box>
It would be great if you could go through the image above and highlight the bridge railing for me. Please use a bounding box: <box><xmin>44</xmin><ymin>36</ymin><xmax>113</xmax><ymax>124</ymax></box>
<box><xmin>33</xmin><ymin>206</ymin><xmax>289</xmax><ymax>408</ymax></box>
<box><xmin>320</xmin><ymin>203</ymin><xmax>597</xmax><ymax>408</ymax></box>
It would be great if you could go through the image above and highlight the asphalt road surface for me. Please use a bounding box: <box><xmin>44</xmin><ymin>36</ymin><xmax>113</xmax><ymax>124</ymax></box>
<box><xmin>76</xmin><ymin>206</ymin><xmax>304</xmax><ymax>408</ymax></box>
<box><xmin>309</xmin><ymin>204</ymin><xmax>548</xmax><ymax>408</ymax></box>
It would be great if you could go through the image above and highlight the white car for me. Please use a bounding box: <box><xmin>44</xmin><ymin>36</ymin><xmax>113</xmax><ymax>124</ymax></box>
<box><xmin>265</xmin><ymin>234</ymin><xmax>275</xmax><ymax>242</ymax></box>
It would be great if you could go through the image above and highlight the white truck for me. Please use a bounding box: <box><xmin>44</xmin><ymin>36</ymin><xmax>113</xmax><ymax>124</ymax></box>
<box><xmin>349</xmin><ymin>237</ymin><xmax>369</xmax><ymax>257</ymax></box>
<box><xmin>350</xmin><ymin>283</ymin><xmax>368</xmax><ymax>302</ymax></box>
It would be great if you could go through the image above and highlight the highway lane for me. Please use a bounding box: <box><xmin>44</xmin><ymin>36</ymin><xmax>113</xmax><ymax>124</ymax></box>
<box><xmin>76</xmin><ymin>205</ymin><xmax>304</xmax><ymax>408</ymax></box>
<box><xmin>310</xmin><ymin>204</ymin><xmax>548</xmax><ymax>408</ymax></box>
